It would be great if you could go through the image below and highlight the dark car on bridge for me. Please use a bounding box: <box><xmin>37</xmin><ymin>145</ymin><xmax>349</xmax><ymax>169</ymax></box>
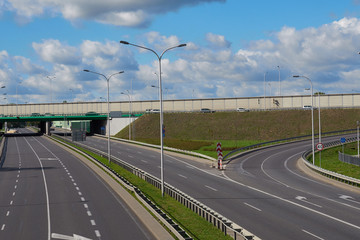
<box><xmin>200</xmin><ymin>108</ymin><xmax>215</xmax><ymax>113</ymax></box>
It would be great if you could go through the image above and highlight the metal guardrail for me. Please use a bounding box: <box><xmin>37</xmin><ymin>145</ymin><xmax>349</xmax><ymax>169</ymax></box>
<box><xmin>224</xmin><ymin>128</ymin><xmax>357</xmax><ymax>161</ymax></box>
<box><xmin>94</xmin><ymin>134</ymin><xmax>217</xmax><ymax>163</ymax></box>
<box><xmin>301</xmin><ymin>137</ymin><xmax>360</xmax><ymax>187</ymax></box>
<box><xmin>48</xmin><ymin>135</ymin><xmax>193</xmax><ymax>240</ymax></box>
<box><xmin>52</xmin><ymin>135</ymin><xmax>259</xmax><ymax>240</ymax></box>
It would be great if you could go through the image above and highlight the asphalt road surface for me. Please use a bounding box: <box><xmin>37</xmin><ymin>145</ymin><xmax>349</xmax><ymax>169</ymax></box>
<box><xmin>0</xmin><ymin>128</ymin><xmax>157</xmax><ymax>240</ymax></box>
<box><xmin>67</xmin><ymin>132</ymin><xmax>360</xmax><ymax>240</ymax></box>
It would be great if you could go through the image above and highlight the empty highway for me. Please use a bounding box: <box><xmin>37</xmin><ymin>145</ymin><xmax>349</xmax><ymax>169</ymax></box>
<box><xmin>65</xmin><ymin>133</ymin><xmax>360</xmax><ymax>239</ymax></box>
<box><xmin>0</xmin><ymin>128</ymin><xmax>163</xmax><ymax>240</ymax></box>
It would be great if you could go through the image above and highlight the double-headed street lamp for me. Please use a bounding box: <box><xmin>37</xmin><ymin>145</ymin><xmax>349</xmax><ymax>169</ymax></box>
<box><xmin>83</xmin><ymin>69</ymin><xmax>124</xmax><ymax>164</ymax></box>
<box><xmin>120</xmin><ymin>40</ymin><xmax>186</xmax><ymax>196</ymax></box>
<box><xmin>293</xmin><ymin>75</ymin><xmax>315</xmax><ymax>165</ymax></box>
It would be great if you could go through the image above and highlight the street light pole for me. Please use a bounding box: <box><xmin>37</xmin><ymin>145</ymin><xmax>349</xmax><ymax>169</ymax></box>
<box><xmin>277</xmin><ymin>66</ymin><xmax>281</xmax><ymax>96</ymax></box>
<box><xmin>294</xmin><ymin>75</ymin><xmax>315</xmax><ymax>165</ymax></box>
<box><xmin>83</xmin><ymin>69</ymin><xmax>124</xmax><ymax>164</ymax></box>
<box><xmin>47</xmin><ymin>75</ymin><xmax>56</xmax><ymax>113</ymax></box>
<box><xmin>120</xmin><ymin>40</ymin><xmax>186</xmax><ymax>196</ymax></box>
<box><xmin>69</xmin><ymin>88</ymin><xmax>73</xmax><ymax>102</ymax></box>
<box><xmin>121</xmin><ymin>91</ymin><xmax>132</xmax><ymax>140</ymax></box>
<box><xmin>357</xmin><ymin>120</ymin><xmax>359</xmax><ymax>158</ymax></box>
<box><xmin>16</xmin><ymin>81</ymin><xmax>22</xmax><ymax>116</ymax></box>
<box><xmin>264</xmin><ymin>72</ymin><xmax>267</xmax><ymax>110</ymax></box>
<box><xmin>317</xmin><ymin>91</ymin><xmax>322</xmax><ymax>167</ymax></box>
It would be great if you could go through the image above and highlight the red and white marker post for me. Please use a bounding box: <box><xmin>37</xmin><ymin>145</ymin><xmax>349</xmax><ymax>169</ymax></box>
<box><xmin>216</xmin><ymin>142</ymin><xmax>223</xmax><ymax>170</ymax></box>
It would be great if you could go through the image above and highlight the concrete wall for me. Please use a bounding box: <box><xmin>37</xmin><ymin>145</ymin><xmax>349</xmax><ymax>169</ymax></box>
<box><xmin>2</xmin><ymin>93</ymin><xmax>359</xmax><ymax>116</ymax></box>
<box><xmin>109</xmin><ymin>117</ymin><xmax>136</xmax><ymax>136</ymax></box>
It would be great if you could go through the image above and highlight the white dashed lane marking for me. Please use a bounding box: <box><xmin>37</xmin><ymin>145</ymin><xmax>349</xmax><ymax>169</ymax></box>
<box><xmin>59</xmin><ymin>160</ymin><xmax>102</xmax><ymax>238</ymax></box>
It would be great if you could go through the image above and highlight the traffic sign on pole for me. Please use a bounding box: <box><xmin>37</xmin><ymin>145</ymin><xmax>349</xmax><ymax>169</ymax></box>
<box><xmin>341</xmin><ymin>137</ymin><xmax>346</xmax><ymax>143</ymax></box>
<box><xmin>316</xmin><ymin>143</ymin><xmax>324</xmax><ymax>151</ymax></box>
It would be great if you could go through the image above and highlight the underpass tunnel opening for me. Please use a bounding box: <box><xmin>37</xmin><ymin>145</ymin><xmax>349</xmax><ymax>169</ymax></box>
<box><xmin>91</xmin><ymin>119</ymin><xmax>107</xmax><ymax>135</ymax></box>
<box><xmin>52</xmin><ymin>119</ymin><xmax>106</xmax><ymax>136</ymax></box>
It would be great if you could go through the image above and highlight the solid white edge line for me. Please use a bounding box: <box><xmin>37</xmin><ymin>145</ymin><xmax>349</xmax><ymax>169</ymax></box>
<box><xmin>164</xmin><ymin>148</ymin><xmax>360</xmax><ymax>231</ymax></box>
<box><xmin>205</xmin><ymin>185</ymin><xmax>218</xmax><ymax>191</ymax></box>
<box><xmin>24</xmin><ymin>137</ymin><xmax>51</xmax><ymax>240</ymax></box>
<box><xmin>302</xmin><ymin>229</ymin><xmax>324</xmax><ymax>240</ymax></box>
<box><xmin>244</xmin><ymin>202</ymin><xmax>262</xmax><ymax>211</ymax></box>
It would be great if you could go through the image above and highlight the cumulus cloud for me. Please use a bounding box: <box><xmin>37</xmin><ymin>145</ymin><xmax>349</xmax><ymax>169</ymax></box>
<box><xmin>3</xmin><ymin>17</ymin><xmax>360</xmax><ymax>103</ymax></box>
<box><xmin>13</xmin><ymin>56</ymin><xmax>45</xmax><ymax>74</ymax></box>
<box><xmin>152</xmin><ymin>17</ymin><xmax>360</xmax><ymax>98</ymax></box>
<box><xmin>32</xmin><ymin>39</ymin><xmax>81</xmax><ymax>65</ymax></box>
<box><xmin>205</xmin><ymin>33</ymin><xmax>231</xmax><ymax>48</ymax></box>
<box><xmin>81</xmin><ymin>40</ymin><xmax>137</xmax><ymax>71</ymax></box>
<box><xmin>4</xmin><ymin>0</ymin><xmax>225</xmax><ymax>27</ymax></box>
<box><xmin>144</xmin><ymin>31</ymin><xmax>182</xmax><ymax>50</ymax></box>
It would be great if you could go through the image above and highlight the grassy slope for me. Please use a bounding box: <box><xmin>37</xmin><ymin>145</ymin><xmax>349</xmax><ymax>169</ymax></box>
<box><xmin>115</xmin><ymin>109</ymin><xmax>360</xmax><ymax>155</ymax></box>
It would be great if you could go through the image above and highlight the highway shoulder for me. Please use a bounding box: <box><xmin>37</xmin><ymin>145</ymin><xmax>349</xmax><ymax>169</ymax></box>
<box><xmin>46</xmin><ymin>136</ymin><xmax>174</xmax><ymax>240</ymax></box>
<box><xmin>297</xmin><ymin>157</ymin><xmax>360</xmax><ymax>194</ymax></box>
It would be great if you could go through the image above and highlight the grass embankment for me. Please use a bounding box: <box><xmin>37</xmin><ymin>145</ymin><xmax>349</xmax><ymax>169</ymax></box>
<box><xmin>54</xmin><ymin>137</ymin><xmax>232</xmax><ymax>240</ymax></box>
<box><xmin>116</xmin><ymin>109</ymin><xmax>360</xmax><ymax>158</ymax></box>
<box><xmin>313</xmin><ymin>142</ymin><xmax>360</xmax><ymax>180</ymax></box>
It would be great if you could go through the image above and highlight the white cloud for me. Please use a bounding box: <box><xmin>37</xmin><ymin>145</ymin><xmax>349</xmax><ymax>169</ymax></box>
<box><xmin>0</xmin><ymin>50</ymin><xmax>9</xmax><ymax>64</ymax></box>
<box><xmin>4</xmin><ymin>0</ymin><xmax>225</xmax><ymax>27</ymax></box>
<box><xmin>80</xmin><ymin>40</ymin><xmax>138</xmax><ymax>72</ymax></box>
<box><xmin>144</xmin><ymin>31</ymin><xmax>182</xmax><ymax>51</ymax></box>
<box><xmin>13</xmin><ymin>56</ymin><xmax>45</xmax><ymax>74</ymax></box>
<box><xmin>32</xmin><ymin>39</ymin><xmax>81</xmax><ymax>65</ymax></box>
<box><xmin>205</xmin><ymin>33</ymin><xmax>231</xmax><ymax>48</ymax></box>
<box><xmin>3</xmin><ymin>17</ymin><xmax>360</xmax><ymax>103</ymax></box>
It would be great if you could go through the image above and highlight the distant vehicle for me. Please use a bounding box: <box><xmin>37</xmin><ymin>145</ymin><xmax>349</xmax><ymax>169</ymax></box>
<box><xmin>150</xmin><ymin>109</ymin><xmax>160</xmax><ymax>113</ymax></box>
<box><xmin>145</xmin><ymin>109</ymin><xmax>152</xmax><ymax>113</ymax></box>
<box><xmin>236</xmin><ymin>107</ymin><xmax>249</xmax><ymax>112</ymax></box>
<box><xmin>31</xmin><ymin>113</ymin><xmax>42</xmax><ymax>116</ymax></box>
<box><xmin>303</xmin><ymin>105</ymin><xmax>312</xmax><ymax>109</ymax></box>
<box><xmin>7</xmin><ymin>129</ymin><xmax>17</xmax><ymax>134</ymax></box>
<box><xmin>200</xmin><ymin>108</ymin><xmax>214</xmax><ymax>113</ymax></box>
<box><xmin>44</xmin><ymin>113</ymin><xmax>54</xmax><ymax>116</ymax></box>
<box><xmin>85</xmin><ymin>111</ymin><xmax>99</xmax><ymax>116</ymax></box>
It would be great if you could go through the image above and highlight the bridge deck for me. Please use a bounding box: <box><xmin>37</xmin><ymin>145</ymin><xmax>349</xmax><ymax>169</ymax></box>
<box><xmin>0</xmin><ymin>115</ymin><xmax>108</xmax><ymax>122</ymax></box>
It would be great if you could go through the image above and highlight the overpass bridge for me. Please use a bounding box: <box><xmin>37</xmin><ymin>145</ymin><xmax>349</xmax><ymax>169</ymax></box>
<box><xmin>0</xmin><ymin>113</ymin><xmax>142</xmax><ymax>136</ymax></box>
<box><xmin>0</xmin><ymin>92</ymin><xmax>358</xmax><ymax>135</ymax></box>
<box><xmin>0</xmin><ymin>114</ymin><xmax>107</xmax><ymax>122</ymax></box>
<box><xmin>1</xmin><ymin>93</ymin><xmax>359</xmax><ymax>117</ymax></box>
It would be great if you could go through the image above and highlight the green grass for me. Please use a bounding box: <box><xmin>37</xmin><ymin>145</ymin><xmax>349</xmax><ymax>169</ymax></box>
<box><xmin>313</xmin><ymin>143</ymin><xmax>360</xmax><ymax>180</ymax></box>
<box><xmin>193</xmin><ymin>139</ymin><xmax>264</xmax><ymax>159</ymax></box>
<box><xmin>53</xmin><ymin>136</ymin><xmax>232</xmax><ymax>240</ymax></box>
<box><xmin>116</xmin><ymin>109</ymin><xmax>360</xmax><ymax>160</ymax></box>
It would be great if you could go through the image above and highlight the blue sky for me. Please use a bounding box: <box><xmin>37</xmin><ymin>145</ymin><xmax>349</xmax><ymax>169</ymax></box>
<box><xmin>1</xmin><ymin>0</ymin><xmax>360</xmax><ymax>104</ymax></box>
